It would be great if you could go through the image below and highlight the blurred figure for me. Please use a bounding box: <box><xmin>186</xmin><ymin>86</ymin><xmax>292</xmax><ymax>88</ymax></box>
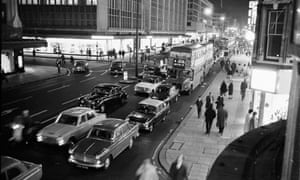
<box><xmin>169</xmin><ymin>154</ymin><xmax>188</xmax><ymax>180</ymax></box>
<box><xmin>204</xmin><ymin>104</ymin><xmax>216</xmax><ymax>135</ymax></box>
<box><xmin>195</xmin><ymin>96</ymin><xmax>203</xmax><ymax>119</ymax></box>
<box><xmin>136</xmin><ymin>158</ymin><xmax>159</xmax><ymax>180</ymax></box>
<box><xmin>249</xmin><ymin>111</ymin><xmax>257</xmax><ymax>131</ymax></box>
<box><xmin>228</xmin><ymin>81</ymin><xmax>233</xmax><ymax>99</ymax></box>
<box><xmin>240</xmin><ymin>78</ymin><xmax>248</xmax><ymax>101</ymax></box>
<box><xmin>220</xmin><ymin>80</ymin><xmax>227</xmax><ymax>97</ymax></box>
<box><xmin>216</xmin><ymin>105</ymin><xmax>228</xmax><ymax>136</ymax></box>
<box><xmin>22</xmin><ymin>110</ymin><xmax>33</xmax><ymax>143</ymax></box>
<box><xmin>205</xmin><ymin>92</ymin><xmax>214</xmax><ymax>109</ymax></box>
<box><xmin>244</xmin><ymin>109</ymin><xmax>253</xmax><ymax>133</ymax></box>
<box><xmin>215</xmin><ymin>95</ymin><xmax>224</xmax><ymax>110</ymax></box>
<box><xmin>9</xmin><ymin>115</ymin><xmax>25</xmax><ymax>144</ymax></box>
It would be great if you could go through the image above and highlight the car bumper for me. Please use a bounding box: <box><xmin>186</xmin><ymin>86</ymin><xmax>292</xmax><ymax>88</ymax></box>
<box><xmin>69</xmin><ymin>158</ymin><xmax>104</xmax><ymax>169</ymax></box>
<box><xmin>36</xmin><ymin>137</ymin><xmax>65</xmax><ymax>146</ymax></box>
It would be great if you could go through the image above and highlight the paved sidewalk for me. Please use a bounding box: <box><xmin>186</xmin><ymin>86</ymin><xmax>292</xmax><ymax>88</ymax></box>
<box><xmin>159</xmin><ymin>71</ymin><xmax>252</xmax><ymax>180</ymax></box>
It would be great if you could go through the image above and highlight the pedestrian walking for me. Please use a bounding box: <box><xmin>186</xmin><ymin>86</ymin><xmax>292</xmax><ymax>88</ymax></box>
<box><xmin>215</xmin><ymin>95</ymin><xmax>224</xmax><ymax>110</ymax></box>
<box><xmin>169</xmin><ymin>154</ymin><xmax>188</xmax><ymax>180</ymax></box>
<box><xmin>195</xmin><ymin>96</ymin><xmax>203</xmax><ymax>118</ymax></box>
<box><xmin>244</xmin><ymin>109</ymin><xmax>253</xmax><ymax>133</ymax></box>
<box><xmin>204</xmin><ymin>104</ymin><xmax>216</xmax><ymax>135</ymax></box>
<box><xmin>56</xmin><ymin>58</ymin><xmax>61</xmax><ymax>74</ymax></box>
<box><xmin>228</xmin><ymin>81</ymin><xmax>233</xmax><ymax>99</ymax></box>
<box><xmin>136</xmin><ymin>158</ymin><xmax>159</xmax><ymax>180</ymax></box>
<box><xmin>61</xmin><ymin>54</ymin><xmax>65</xmax><ymax>66</ymax></box>
<box><xmin>220</xmin><ymin>80</ymin><xmax>227</xmax><ymax>96</ymax></box>
<box><xmin>216</xmin><ymin>105</ymin><xmax>228</xmax><ymax>136</ymax></box>
<box><xmin>9</xmin><ymin>115</ymin><xmax>25</xmax><ymax>144</ymax></box>
<box><xmin>121</xmin><ymin>50</ymin><xmax>125</xmax><ymax>59</ymax></box>
<box><xmin>70</xmin><ymin>56</ymin><xmax>74</xmax><ymax>65</ymax></box>
<box><xmin>240</xmin><ymin>78</ymin><xmax>248</xmax><ymax>101</ymax></box>
<box><xmin>249</xmin><ymin>111</ymin><xmax>257</xmax><ymax>131</ymax></box>
<box><xmin>205</xmin><ymin>92</ymin><xmax>214</xmax><ymax>109</ymax></box>
<box><xmin>21</xmin><ymin>110</ymin><xmax>34</xmax><ymax>144</ymax></box>
<box><xmin>118</xmin><ymin>50</ymin><xmax>122</xmax><ymax>58</ymax></box>
<box><xmin>220</xmin><ymin>59</ymin><xmax>225</xmax><ymax>71</ymax></box>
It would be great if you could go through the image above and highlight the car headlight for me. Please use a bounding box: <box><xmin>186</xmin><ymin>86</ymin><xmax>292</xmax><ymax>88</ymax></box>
<box><xmin>125</xmin><ymin>117</ymin><xmax>130</xmax><ymax>121</ymax></box>
<box><xmin>37</xmin><ymin>134</ymin><xmax>43</xmax><ymax>142</ymax></box>
<box><xmin>57</xmin><ymin>137</ymin><xmax>65</xmax><ymax>146</ymax></box>
<box><xmin>69</xmin><ymin>155</ymin><xmax>74</xmax><ymax>162</ymax></box>
<box><xmin>144</xmin><ymin>121</ymin><xmax>149</xmax><ymax>128</ymax></box>
<box><xmin>96</xmin><ymin>148</ymin><xmax>109</xmax><ymax>159</ymax></box>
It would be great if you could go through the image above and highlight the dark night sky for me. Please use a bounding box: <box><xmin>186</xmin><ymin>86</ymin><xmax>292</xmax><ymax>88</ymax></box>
<box><xmin>210</xmin><ymin>0</ymin><xmax>249</xmax><ymax>27</ymax></box>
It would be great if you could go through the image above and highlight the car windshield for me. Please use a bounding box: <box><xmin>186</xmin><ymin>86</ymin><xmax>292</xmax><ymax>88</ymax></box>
<box><xmin>75</xmin><ymin>61</ymin><xmax>85</xmax><ymax>67</ymax></box>
<box><xmin>112</xmin><ymin>62</ymin><xmax>122</xmax><ymax>67</ymax></box>
<box><xmin>143</xmin><ymin>76</ymin><xmax>158</xmax><ymax>83</ymax></box>
<box><xmin>56</xmin><ymin>114</ymin><xmax>78</xmax><ymax>126</ymax></box>
<box><xmin>137</xmin><ymin>104</ymin><xmax>156</xmax><ymax>114</ymax></box>
<box><xmin>89</xmin><ymin>128</ymin><xmax>113</xmax><ymax>140</ymax></box>
<box><xmin>92</xmin><ymin>86</ymin><xmax>111</xmax><ymax>95</ymax></box>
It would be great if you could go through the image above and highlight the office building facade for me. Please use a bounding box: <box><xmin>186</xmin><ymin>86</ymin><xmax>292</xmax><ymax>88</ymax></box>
<box><xmin>18</xmin><ymin>0</ymin><xmax>187</xmax><ymax>57</ymax></box>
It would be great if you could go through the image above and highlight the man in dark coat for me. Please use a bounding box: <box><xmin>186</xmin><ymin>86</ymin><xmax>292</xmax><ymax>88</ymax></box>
<box><xmin>240</xmin><ymin>78</ymin><xmax>248</xmax><ymax>101</ymax></box>
<box><xmin>217</xmin><ymin>106</ymin><xmax>228</xmax><ymax>136</ymax></box>
<box><xmin>220</xmin><ymin>80</ymin><xmax>227</xmax><ymax>96</ymax></box>
<box><xmin>228</xmin><ymin>81</ymin><xmax>233</xmax><ymax>99</ymax></box>
<box><xmin>195</xmin><ymin>96</ymin><xmax>203</xmax><ymax>119</ymax></box>
<box><xmin>204</xmin><ymin>104</ymin><xmax>216</xmax><ymax>135</ymax></box>
<box><xmin>205</xmin><ymin>92</ymin><xmax>214</xmax><ymax>109</ymax></box>
<box><xmin>169</xmin><ymin>154</ymin><xmax>188</xmax><ymax>180</ymax></box>
<box><xmin>215</xmin><ymin>95</ymin><xmax>224</xmax><ymax>109</ymax></box>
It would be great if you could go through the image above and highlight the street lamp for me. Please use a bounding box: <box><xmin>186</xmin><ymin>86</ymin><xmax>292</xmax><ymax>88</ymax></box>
<box><xmin>220</xmin><ymin>16</ymin><xmax>225</xmax><ymax>37</ymax></box>
<box><xmin>135</xmin><ymin>0</ymin><xmax>139</xmax><ymax>78</ymax></box>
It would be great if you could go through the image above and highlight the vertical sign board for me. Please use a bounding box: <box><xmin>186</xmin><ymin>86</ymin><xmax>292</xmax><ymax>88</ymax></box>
<box><xmin>123</xmin><ymin>71</ymin><xmax>128</xmax><ymax>81</ymax></box>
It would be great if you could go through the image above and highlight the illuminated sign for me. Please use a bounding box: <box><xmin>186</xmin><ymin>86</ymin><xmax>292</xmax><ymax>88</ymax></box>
<box><xmin>173</xmin><ymin>59</ymin><xmax>185</xmax><ymax>68</ymax></box>
<box><xmin>250</xmin><ymin>68</ymin><xmax>277</xmax><ymax>93</ymax></box>
<box><xmin>293</xmin><ymin>1</ymin><xmax>300</xmax><ymax>45</ymax></box>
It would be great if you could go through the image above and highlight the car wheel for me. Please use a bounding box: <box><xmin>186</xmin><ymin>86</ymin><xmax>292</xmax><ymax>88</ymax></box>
<box><xmin>175</xmin><ymin>95</ymin><xmax>178</xmax><ymax>102</ymax></box>
<box><xmin>149</xmin><ymin>125</ymin><xmax>153</xmax><ymax>132</ymax></box>
<box><xmin>104</xmin><ymin>156</ymin><xmax>111</xmax><ymax>170</ymax></box>
<box><xmin>128</xmin><ymin>138</ymin><xmax>133</xmax><ymax>149</ymax></box>
<box><xmin>100</xmin><ymin>104</ymin><xmax>105</xmax><ymax>113</ymax></box>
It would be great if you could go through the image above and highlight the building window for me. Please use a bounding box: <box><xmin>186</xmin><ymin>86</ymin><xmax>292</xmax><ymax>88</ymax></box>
<box><xmin>87</xmin><ymin>0</ymin><xmax>97</xmax><ymax>5</ymax></box>
<box><xmin>266</xmin><ymin>10</ymin><xmax>285</xmax><ymax>61</ymax></box>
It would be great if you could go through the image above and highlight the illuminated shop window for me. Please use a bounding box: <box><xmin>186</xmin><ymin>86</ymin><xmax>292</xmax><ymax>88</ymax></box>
<box><xmin>73</xmin><ymin>0</ymin><xmax>78</xmax><ymax>5</ymax></box>
<box><xmin>87</xmin><ymin>0</ymin><xmax>97</xmax><ymax>5</ymax></box>
<box><xmin>32</xmin><ymin>0</ymin><xmax>38</xmax><ymax>4</ymax></box>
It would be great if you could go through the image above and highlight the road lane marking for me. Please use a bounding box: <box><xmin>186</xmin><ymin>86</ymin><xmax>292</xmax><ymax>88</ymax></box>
<box><xmin>85</xmin><ymin>70</ymin><xmax>93</xmax><ymax>77</ymax></box>
<box><xmin>47</xmin><ymin>85</ymin><xmax>70</xmax><ymax>93</ymax></box>
<box><xmin>100</xmin><ymin>70</ymin><xmax>108</xmax><ymax>76</ymax></box>
<box><xmin>79</xmin><ymin>76</ymin><xmax>95</xmax><ymax>83</ymax></box>
<box><xmin>62</xmin><ymin>97</ymin><xmax>79</xmax><ymax>105</ymax></box>
<box><xmin>41</xmin><ymin>116</ymin><xmax>56</xmax><ymax>124</ymax></box>
<box><xmin>2</xmin><ymin>96</ymin><xmax>32</xmax><ymax>106</ymax></box>
<box><xmin>122</xmin><ymin>85</ymin><xmax>130</xmax><ymax>90</ymax></box>
<box><xmin>1</xmin><ymin>107</ymin><xmax>18</xmax><ymax>117</ymax></box>
<box><xmin>30</xmin><ymin>110</ymin><xmax>48</xmax><ymax>118</ymax></box>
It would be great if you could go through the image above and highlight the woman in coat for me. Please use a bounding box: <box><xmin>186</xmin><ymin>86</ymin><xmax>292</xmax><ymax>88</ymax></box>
<box><xmin>228</xmin><ymin>82</ymin><xmax>233</xmax><ymax>99</ymax></box>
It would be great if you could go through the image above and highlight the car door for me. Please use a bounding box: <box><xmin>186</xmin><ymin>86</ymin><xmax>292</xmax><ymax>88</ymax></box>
<box><xmin>76</xmin><ymin>114</ymin><xmax>90</xmax><ymax>138</ymax></box>
<box><xmin>118</xmin><ymin>125</ymin><xmax>130</xmax><ymax>152</ymax></box>
<box><xmin>111</xmin><ymin>128</ymin><xmax>123</xmax><ymax>157</ymax></box>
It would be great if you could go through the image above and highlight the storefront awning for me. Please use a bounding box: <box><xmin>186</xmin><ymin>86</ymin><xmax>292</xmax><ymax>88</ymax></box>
<box><xmin>1</xmin><ymin>39</ymin><xmax>47</xmax><ymax>50</ymax></box>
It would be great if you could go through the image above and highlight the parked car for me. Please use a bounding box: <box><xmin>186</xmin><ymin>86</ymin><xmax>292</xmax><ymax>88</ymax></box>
<box><xmin>151</xmin><ymin>83</ymin><xmax>179</xmax><ymax>104</ymax></box>
<box><xmin>36</xmin><ymin>107</ymin><xmax>106</xmax><ymax>146</ymax></box>
<box><xmin>68</xmin><ymin>118</ymin><xmax>139</xmax><ymax>169</ymax></box>
<box><xmin>125</xmin><ymin>98</ymin><xmax>170</xmax><ymax>132</ymax></box>
<box><xmin>79</xmin><ymin>83</ymin><xmax>128</xmax><ymax>113</ymax></box>
<box><xmin>138</xmin><ymin>64</ymin><xmax>168</xmax><ymax>79</ymax></box>
<box><xmin>110</xmin><ymin>60</ymin><xmax>126</xmax><ymax>75</ymax></box>
<box><xmin>134</xmin><ymin>75</ymin><xmax>163</xmax><ymax>95</ymax></box>
<box><xmin>1</xmin><ymin>156</ymin><xmax>42</xmax><ymax>180</ymax></box>
<box><xmin>72</xmin><ymin>60</ymin><xmax>89</xmax><ymax>73</ymax></box>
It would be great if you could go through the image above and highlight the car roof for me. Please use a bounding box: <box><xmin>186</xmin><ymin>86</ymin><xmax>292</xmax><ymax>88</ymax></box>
<box><xmin>1</xmin><ymin>156</ymin><xmax>20</xmax><ymax>173</ymax></box>
<box><xmin>139</xmin><ymin>98</ymin><xmax>164</xmax><ymax>107</ymax></box>
<box><xmin>62</xmin><ymin>107</ymin><xmax>93</xmax><ymax>116</ymax></box>
<box><xmin>94</xmin><ymin>83</ymin><xmax>120</xmax><ymax>88</ymax></box>
<box><xmin>93</xmin><ymin>118</ymin><xmax>125</xmax><ymax>131</ymax></box>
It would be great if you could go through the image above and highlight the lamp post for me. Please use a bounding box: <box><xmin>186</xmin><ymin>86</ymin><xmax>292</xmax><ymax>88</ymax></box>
<box><xmin>135</xmin><ymin>0</ymin><xmax>139</xmax><ymax>78</ymax></box>
<box><xmin>220</xmin><ymin>16</ymin><xmax>225</xmax><ymax>37</ymax></box>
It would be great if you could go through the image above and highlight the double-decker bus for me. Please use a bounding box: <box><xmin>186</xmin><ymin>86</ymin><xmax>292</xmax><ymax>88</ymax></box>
<box><xmin>167</xmin><ymin>43</ymin><xmax>214</xmax><ymax>94</ymax></box>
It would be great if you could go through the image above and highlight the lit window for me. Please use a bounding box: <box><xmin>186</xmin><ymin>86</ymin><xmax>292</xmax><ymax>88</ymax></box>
<box><xmin>32</xmin><ymin>0</ymin><xmax>38</xmax><ymax>4</ymax></box>
<box><xmin>49</xmin><ymin>0</ymin><xmax>55</xmax><ymax>5</ymax></box>
<box><xmin>21</xmin><ymin>0</ymin><xmax>26</xmax><ymax>4</ymax></box>
<box><xmin>27</xmin><ymin>0</ymin><xmax>32</xmax><ymax>4</ymax></box>
<box><xmin>67</xmin><ymin>0</ymin><xmax>72</xmax><ymax>5</ymax></box>
<box><xmin>73</xmin><ymin>0</ymin><xmax>78</xmax><ymax>5</ymax></box>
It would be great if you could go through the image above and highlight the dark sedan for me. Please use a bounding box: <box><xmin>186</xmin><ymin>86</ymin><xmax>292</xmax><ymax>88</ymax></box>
<box><xmin>72</xmin><ymin>61</ymin><xmax>89</xmax><ymax>73</ymax></box>
<box><xmin>110</xmin><ymin>60</ymin><xmax>126</xmax><ymax>75</ymax></box>
<box><xmin>79</xmin><ymin>83</ymin><xmax>128</xmax><ymax>113</ymax></box>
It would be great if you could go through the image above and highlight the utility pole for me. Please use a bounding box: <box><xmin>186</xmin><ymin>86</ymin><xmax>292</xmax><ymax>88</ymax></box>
<box><xmin>135</xmin><ymin>0</ymin><xmax>139</xmax><ymax>78</ymax></box>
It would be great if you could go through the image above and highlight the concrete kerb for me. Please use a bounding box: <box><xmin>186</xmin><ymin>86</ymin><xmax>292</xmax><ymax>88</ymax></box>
<box><xmin>157</xmin><ymin>70</ymin><xmax>222</xmax><ymax>177</ymax></box>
